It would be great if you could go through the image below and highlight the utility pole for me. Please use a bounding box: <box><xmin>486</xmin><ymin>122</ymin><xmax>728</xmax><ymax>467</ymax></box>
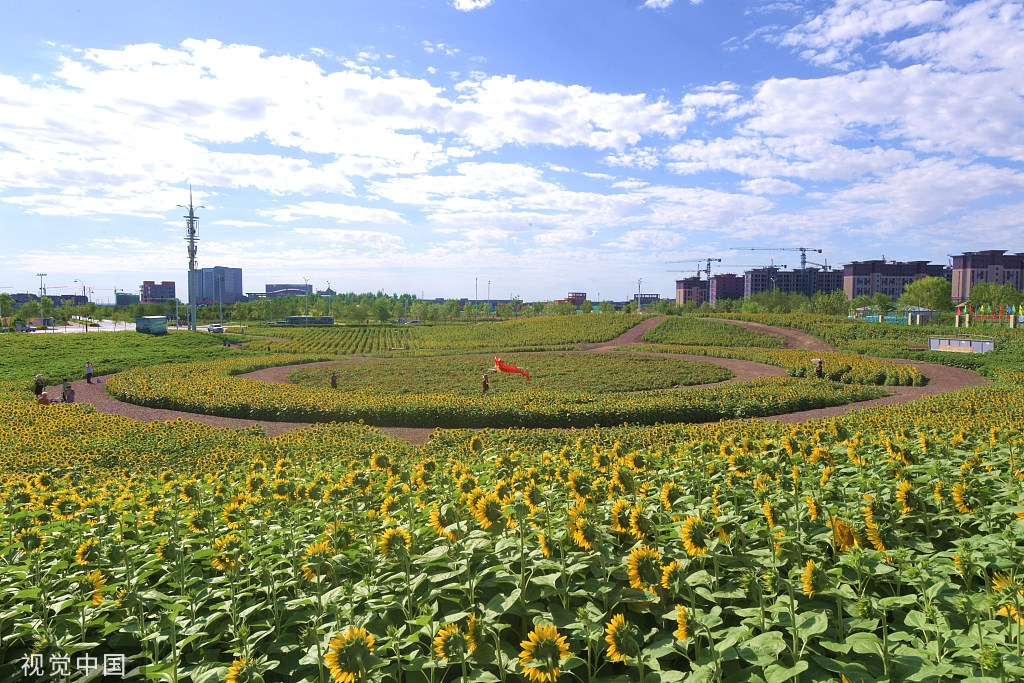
<box><xmin>327</xmin><ymin>281</ymin><xmax>331</xmax><ymax>317</ymax></box>
<box><xmin>36</xmin><ymin>273</ymin><xmax>47</xmax><ymax>299</ymax></box>
<box><xmin>178</xmin><ymin>186</ymin><xmax>204</xmax><ymax>332</ymax></box>
<box><xmin>303</xmin><ymin>277</ymin><xmax>309</xmax><ymax>325</ymax></box>
<box><xmin>217</xmin><ymin>272</ymin><xmax>223</xmax><ymax>324</ymax></box>
<box><xmin>637</xmin><ymin>278</ymin><xmax>642</xmax><ymax>312</ymax></box>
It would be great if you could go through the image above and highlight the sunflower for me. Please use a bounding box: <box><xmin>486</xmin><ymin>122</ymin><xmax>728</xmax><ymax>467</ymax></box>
<box><xmin>762</xmin><ymin>499</ymin><xmax>775</xmax><ymax>530</ymax></box>
<box><xmin>379</xmin><ymin>527</ymin><xmax>411</xmax><ymax>558</ymax></box>
<box><xmin>933</xmin><ymin>480</ymin><xmax>944</xmax><ymax>501</ymax></box>
<box><xmin>863</xmin><ymin>505</ymin><xmax>887</xmax><ymax>553</ymax></box>
<box><xmin>186</xmin><ymin>509</ymin><xmax>215</xmax><ymax>535</ymax></box>
<box><xmin>469</xmin><ymin>435</ymin><xmax>484</xmax><ymax>454</ymax></box>
<box><xmin>371</xmin><ymin>453</ymin><xmax>390</xmax><ymax>471</ymax></box>
<box><xmin>458</xmin><ymin>474</ymin><xmax>479</xmax><ymax>497</ymax></box>
<box><xmin>604</xmin><ymin>614</ymin><xmax>639</xmax><ymax>663</ymax></box>
<box><xmin>680</xmin><ymin>516</ymin><xmax>708</xmax><ymax>557</ymax></box>
<box><xmin>710</xmin><ymin>484</ymin><xmax>722</xmax><ymax>517</ymax></box>
<box><xmin>611</xmin><ymin>466</ymin><xmax>635</xmax><ymax>494</ymax></box>
<box><xmin>609</xmin><ymin>499</ymin><xmax>631</xmax><ymax>535</ymax></box>
<box><xmin>570</xmin><ymin>515</ymin><xmax>601</xmax><ymax>551</ymax></box>
<box><xmin>660</xmin><ymin>482</ymin><xmax>681</xmax><ymax>512</ymax></box>
<box><xmin>523</xmin><ymin>482</ymin><xmax>545</xmax><ymax>512</ymax></box>
<box><xmin>567</xmin><ymin>470</ymin><xmax>594</xmax><ymax>501</ymax></box>
<box><xmin>327</xmin><ymin>522</ymin><xmax>353</xmax><ymax>549</ymax></box>
<box><xmin>211</xmin><ymin>533</ymin><xmax>245</xmax><ymax>572</ymax></box>
<box><xmin>325</xmin><ymin>626</ymin><xmax>376</xmax><ymax>683</ymax></box>
<box><xmin>225</xmin><ymin>657</ymin><xmax>261</xmax><ymax>683</ymax></box>
<box><xmin>800</xmin><ymin>559</ymin><xmax>820</xmax><ymax>597</ymax></box>
<box><xmin>674</xmin><ymin>605</ymin><xmax>688</xmax><ymax>642</ymax></box>
<box><xmin>952</xmin><ymin>482</ymin><xmax>973</xmax><ymax>514</ymax></box>
<box><xmin>518</xmin><ymin>624</ymin><xmax>570</xmax><ymax>682</ymax></box>
<box><xmin>538</xmin><ymin>533</ymin><xmax>559</xmax><ymax>559</ymax></box>
<box><xmin>830</xmin><ymin>518</ymin><xmax>857</xmax><ymax>552</ymax></box>
<box><xmin>16</xmin><ymin>527</ymin><xmax>44</xmax><ymax>554</ymax></box>
<box><xmin>156</xmin><ymin>539</ymin><xmax>182</xmax><ymax>563</ymax></box>
<box><xmin>75</xmin><ymin>538</ymin><xmax>101</xmax><ymax>565</ymax></box>
<box><xmin>628</xmin><ymin>505</ymin><xmax>656</xmax><ymax>542</ymax></box>
<box><xmin>661</xmin><ymin>559</ymin><xmax>686</xmax><ymax>594</ymax></box>
<box><xmin>820</xmin><ymin>466</ymin><xmax>832</xmax><ymax>488</ymax></box>
<box><xmin>895</xmin><ymin>480</ymin><xmax>915</xmax><ymax>514</ymax></box>
<box><xmin>473</xmin><ymin>492</ymin><xmax>505</xmax><ymax>530</ymax></box>
<box><xmin>429</xmin><ymin>504</ymin><xmax>460</xmax><ymax>541</ymax></box>
<box><xmin>494</xmin><ymin>480</ymin><xmax>515</xmax><ymax>505</ymax></box>
<box><xmin>626</xmin><ymin>545</ymin><xmax>661</xmax><ymax>593</ymax></box>
<box><xmin>85</xmin><ymin>569</ymin><xmax>106</xmax><ymax>606</ymax></box>
<box><xmin>466</xmin><ymin>613</ymin><xmax>482</xmax><ymax>653</ymax></box>
<box><xmin>804</xmin><ymin>496</ymin><xmax>818</xmax><ymax>521</ymax></box>
<box><xmin>301</xmin><ymin>540</ymin><xmax>334</xmax><ymax>582</ymax></box>
<box><xmin>434</xmin><ymin>623</ymin><xmax>468</xmax><ymax>661</ymax></box>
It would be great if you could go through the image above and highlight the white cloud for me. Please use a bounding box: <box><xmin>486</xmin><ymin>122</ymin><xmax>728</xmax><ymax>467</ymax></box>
<box><xmin>292</xmin><ymin>227</ymin><xmax>405</xmax><ymax>248</ymax></box>
<box><xmin>259</xmin><ymin>201</ymin><xmax>406</xmax><ymax>225</ymax></box>
<box><xmin>741</xmin><ymin>178</ymin><xmax>803</xmax><ymax>194</ymax></box>
<box><xmin>783</xmin><ymin>0</ymin><xmax>948</xmax><ymax>67</ymax></box>
<box><xmin>643</xmin><ymin>0</ymin><xmax>677</xmax><ymax>7</ymax></box>
<box><xmin>452</xmin><ymin>0</ymin><xmax>494</xmax><ymax>10</ymax></box>
<box><xmin>604</xmin><ymin>228</ymin><xmax>685</xmax><ymax>249</ymax></box>
<box><xmin>211</xmin><ymin>220</ymin><xmax>272</xmax><ymax>227</ymax></box>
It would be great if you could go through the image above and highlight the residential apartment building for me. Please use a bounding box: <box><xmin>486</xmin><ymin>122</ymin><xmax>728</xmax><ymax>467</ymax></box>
<box><xmin>744</xmin><ymin>268</ymin><xmax>843</xmax><ymax>298</ymax></box>
<box><xmin>140</xmin><ymin>280</ymin><xmax>176</xmax><ymax>304</ymax></box>
<box><xmin>842</xmin><ymin>260</ymin><xmax>949</xmax><ymax>300</ymax></box>
<box><xmin>194</xmin><ymin>268</ymin><xmax>243</xmax><ymax>306</ymax></box>
<box><xmin>950</xmin><ymin>250</ymin><xmax>1024</xmax><ymax>301</ymax></box>
<box><xmin>676</xmin><ymin>277</ymin><xmax>707</xmax><ymax>305</ymax></box>
<box><xmin>709</xmin><ymin>274</ymin><xmax>745</xmax><ymax>306</ymax></box>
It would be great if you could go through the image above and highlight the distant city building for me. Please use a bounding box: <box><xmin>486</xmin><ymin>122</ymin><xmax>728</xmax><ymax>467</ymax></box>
<box><xmin>744</xmin><ymin>268</ymin><xmax>843</xmax><ymax>298</ymax></box>
<box><xmin>843</xmin><ymin>260</ymin><xmax>948</xmax><ymax>300</ymax></box>
<box><xmin>950</xmin><ymin>250</ymin><xmax>1024</xmax><ymax>302</ymax></box>
<box><xmin>11</xmin><ymin>293</ymin><xmax>37</xmax><ymax>309</ymax></box>
<box><xmin>194</xmin><ymin>268</ymin><xmax>242</xmax><ymax>306</ymax></box>
<box><xmin>710</xmin><ymin>274</ymin><xmax>745</xmax><ymax>306</ymax></box>
<box><xmin>633</xmin><ymin>293</ymin><xmax>661</xmax><ymax>305</ymax></box>
<box><xmin>116</xmin><ymin>292</ymin><xmax>140</xmax><ymax>307</ymax></box>
<box><xmin>248</xmin><ymin>283</ymin><xmax>312</xmax><ymax>300</ymax></box>
<box><xmin>140</xmin><ymin>281</ymin><xmax>176</xmax><ymax>304</ymax></box>
<box><xmin>48</xmin><ymin>294</ymin><xmax>89</xmax><ymax>307</ymax></box>
<box><xmin>567</xmin><ymin>292</ymin><xmax>587</xmax><ymax>307</ymax></box>
<box><xmin>676</xmin><ymin>277</ymin><xmax>707</xmax><ymax>306</ymax></box>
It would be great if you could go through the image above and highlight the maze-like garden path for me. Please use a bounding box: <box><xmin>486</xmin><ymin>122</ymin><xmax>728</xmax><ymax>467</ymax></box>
<box><xmin>53</xmin><ymin>318</ymin><xmax>986</xmax><ymax>444</ymax></box>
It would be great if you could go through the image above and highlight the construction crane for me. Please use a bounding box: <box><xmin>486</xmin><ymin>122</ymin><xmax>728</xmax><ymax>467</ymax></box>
<box><xmin>730</xmin><ymin>247</ymin><xmax>822</xmax><ymax>269</ymax></box>
<box><xmin>730</xmin><ymin>247</ymin><xmax>825</xmax><ymax>296</ymax></box>
<box><xmin>666</xmin><ymin>258</ymin><xmax>721</xmax><ymax>304</ymax></box>
<box><xmin>667</xmin><ymin>263</ymin><xmax>787</xmax><ymax>303</ymax></box>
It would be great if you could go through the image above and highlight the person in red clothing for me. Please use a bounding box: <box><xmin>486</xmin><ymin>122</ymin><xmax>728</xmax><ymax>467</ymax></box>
<box><xmin>482</xmin><ymin>374</ymin><xmax>489</xmax><ymax>396</ymax></box>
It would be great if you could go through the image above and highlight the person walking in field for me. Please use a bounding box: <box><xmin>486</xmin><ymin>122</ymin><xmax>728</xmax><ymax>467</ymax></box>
<box><xmin>814</xmin><ymin>359</ymin><xmax>824</xmax><ymax>379</ymax></box>
<box><xmin>482</xmin><ymin>374</ymin><xmax>489</xmax><ymax>396</ymax></box>
<box><xmin>330</xmin><ymin>372</ymin><xmax>337</xmax><ymax>389</ymax></box>
<box><xmin>86</xmin><ymin>362</ymin><xmax>94</xmax><ymax>384</ymax></box>
<box><xmin>33</xmin><ymin>375</ymin><xmax>45</xmax><ymax>397</ymax></box>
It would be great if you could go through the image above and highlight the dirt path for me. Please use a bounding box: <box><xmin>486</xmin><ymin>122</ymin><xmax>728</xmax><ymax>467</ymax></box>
<box><xmin>50</xmin><ymin>316</ymin><xmax>988</xmax><ymax>446</ymax></box>
<box><xmin>704</xmin><ymin>317</ymin><xmax>837</xmax><ymax>351</ymax></box>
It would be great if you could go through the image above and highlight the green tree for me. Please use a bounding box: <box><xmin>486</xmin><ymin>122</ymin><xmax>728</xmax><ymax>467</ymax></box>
<box><xmin>870</xmin><ymin>292</ymin><xmax>894</xmax><ymax>318</ymax></box>
<box><xmin>232</xmin><ymin>302</ymin><xmax>249</xmax><ymax>331</ymax></box>
<box><xmin>0</xmin><ymin>293</ymin><xmax>13</xmax><ymax>329</ymax></box>
<box><xmin>598</xmin><ymin>301</ymin><xmax>615</xmax><ymax>314</ymax></box>
<box><xmin>39</xmin><ymin>296</ymin><xmax>53</xmax><ymax>331</ymax></box>
<box><xmin>579</xmin><ymin>299</ymin><xmax>593</xmax><ymax>314</ymax></box>
<box><xmin>899</xmin><ymin>276</ymin><xmax>953</xmax><ymax>311</ymax></box>
<box><xmin>56</xmin><ymin>301</ymin><xmax>74</xmax><ymax>330</ymax></box>
<box><xmin>18</xmin><ymin>300</ymin><xmax>40</xmax><ymax>324</ymax></box>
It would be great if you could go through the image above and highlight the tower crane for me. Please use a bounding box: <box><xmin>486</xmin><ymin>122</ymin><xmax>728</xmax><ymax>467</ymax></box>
<box><xmin>730</xmin><ymin>247</ymin><xmax>825</xmax><ymax>296</ymax></box>
<box><xmin>666</xmin><ymin>259</ymin><xmax>787</xmax><ymax>304</ymax></box>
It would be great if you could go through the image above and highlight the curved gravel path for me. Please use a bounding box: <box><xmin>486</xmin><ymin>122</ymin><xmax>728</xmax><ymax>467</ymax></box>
<box><xmin>53</xmin><ymin>316</ymin><xmax>988</xmax><ymax>445</ymax></box>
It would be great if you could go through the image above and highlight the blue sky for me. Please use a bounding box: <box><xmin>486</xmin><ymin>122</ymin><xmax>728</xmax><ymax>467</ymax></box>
<box><xmin>1</xmin><ymin>0</ymin><xmax>1022</xmax><ymax>302</ymax></box>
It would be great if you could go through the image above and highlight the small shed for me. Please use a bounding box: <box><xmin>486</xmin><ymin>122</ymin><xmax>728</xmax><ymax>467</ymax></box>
<box><xmin>136</xmin><ymin>316</ymin><xmax>168</xmax><ymax>335</ymax></box>
<box><xmin>929</xmin><ymin>336</ymin><xmax>994</xmax><ymax>354</ymax></box>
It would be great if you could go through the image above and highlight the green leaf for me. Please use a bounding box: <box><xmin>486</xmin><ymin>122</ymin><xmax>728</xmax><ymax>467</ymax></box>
<box><xmin>737</xmin><ymin>631</ymin><xmax>787</xmax><ymax>667</ymax></box>
<box><xmin>764</xmin><ymin>660</ymin><xmax>809</xmax><ymax>683</ymax></box>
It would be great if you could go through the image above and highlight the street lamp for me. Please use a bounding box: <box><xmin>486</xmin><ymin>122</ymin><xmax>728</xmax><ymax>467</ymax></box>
<box><xmin>74</xmin><ymin>279</ymin><xmax>88</xmax><ymax>332</ymax></box>
<box><xmin>637</xmin><ymin>278</ymin><xmax>643</xmax><ymax>312</ymax></box>
<box><xmin>302</xmin><ymin>277</ymin><xmax>309</xmax><ymax>325</ymax></box>
<box><xmin>326</xmin><ymin>280</ymin><xmax>331</xmax><ymax>317</ymax></box>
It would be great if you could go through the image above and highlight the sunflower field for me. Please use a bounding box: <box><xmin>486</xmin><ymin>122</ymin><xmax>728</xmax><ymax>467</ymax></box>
<box><xmin>621</xmin><ymin>345</ymin><xmax>923</xmax><ymax>387</ymax></box>
<box><xmin>2</xmin><ymin>369</ymin><xmax>1024</xmax><ymax>681</ymax></box>
<box><xmin>105</xmin><ymin>356</ymin><xmax>885</xmax><ymax>428</ymax></box>
<box><xmin>254</xmin><ymin>316</ymin><xmax>646</xmax><ymax>358</ymax></box>
<box><xmin>288</xmin><ymin>354</ymin><xmax>734</xmax><ymax>396</ymax></box>
<box><xmin>641</xmin><ymin>318</ymin><xmax>785</xmax><ymax>348</ymax></box>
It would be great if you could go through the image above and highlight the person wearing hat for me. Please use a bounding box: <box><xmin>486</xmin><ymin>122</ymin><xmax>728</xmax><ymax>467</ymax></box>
<box><xmin>814</xmin><ymin>359</ymin><xmax>824</xmax><ymax>379</ymax></box>
<box><xmin>36</xmin><ymin>391</ymin><xmax>50</xmax><ymax>406</ymax></box>
<box><xmin>33</xmin><ymin>375</ymin><xmax>45</xmax><ymax>397</ymax></box>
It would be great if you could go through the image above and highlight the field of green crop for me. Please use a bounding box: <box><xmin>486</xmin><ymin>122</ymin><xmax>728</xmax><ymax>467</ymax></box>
<box><xmin>642</xmin><ymin>317</ymin><xmax>785</xmax><ymax>347</ymax></box>
<box><xmin>253</xmin><ymin>315</ymin><xmax>646</xmax><ymax>357</ymax></box>
<box><xmin>1</xmin><ymin>312</ymin><xmax>1020</xmax><ymax>682</ymax></box>
<box><xmin>289</xmin><ymin>353</ymin><xmax>733</xmax><ymax>396</ymax></box>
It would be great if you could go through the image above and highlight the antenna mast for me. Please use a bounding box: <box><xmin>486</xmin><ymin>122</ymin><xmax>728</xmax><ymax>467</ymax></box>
<box><xmin>179</xmin><ymin>186</ymin><xmax>204</xmax><ymax>331</ymax></box>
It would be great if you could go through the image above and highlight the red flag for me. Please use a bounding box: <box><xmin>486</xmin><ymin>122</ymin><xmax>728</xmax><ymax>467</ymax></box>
<box><xmin>494</xmin><ymin>356</ymin><xmax>530</xmax><ymax>381</ymax></box>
